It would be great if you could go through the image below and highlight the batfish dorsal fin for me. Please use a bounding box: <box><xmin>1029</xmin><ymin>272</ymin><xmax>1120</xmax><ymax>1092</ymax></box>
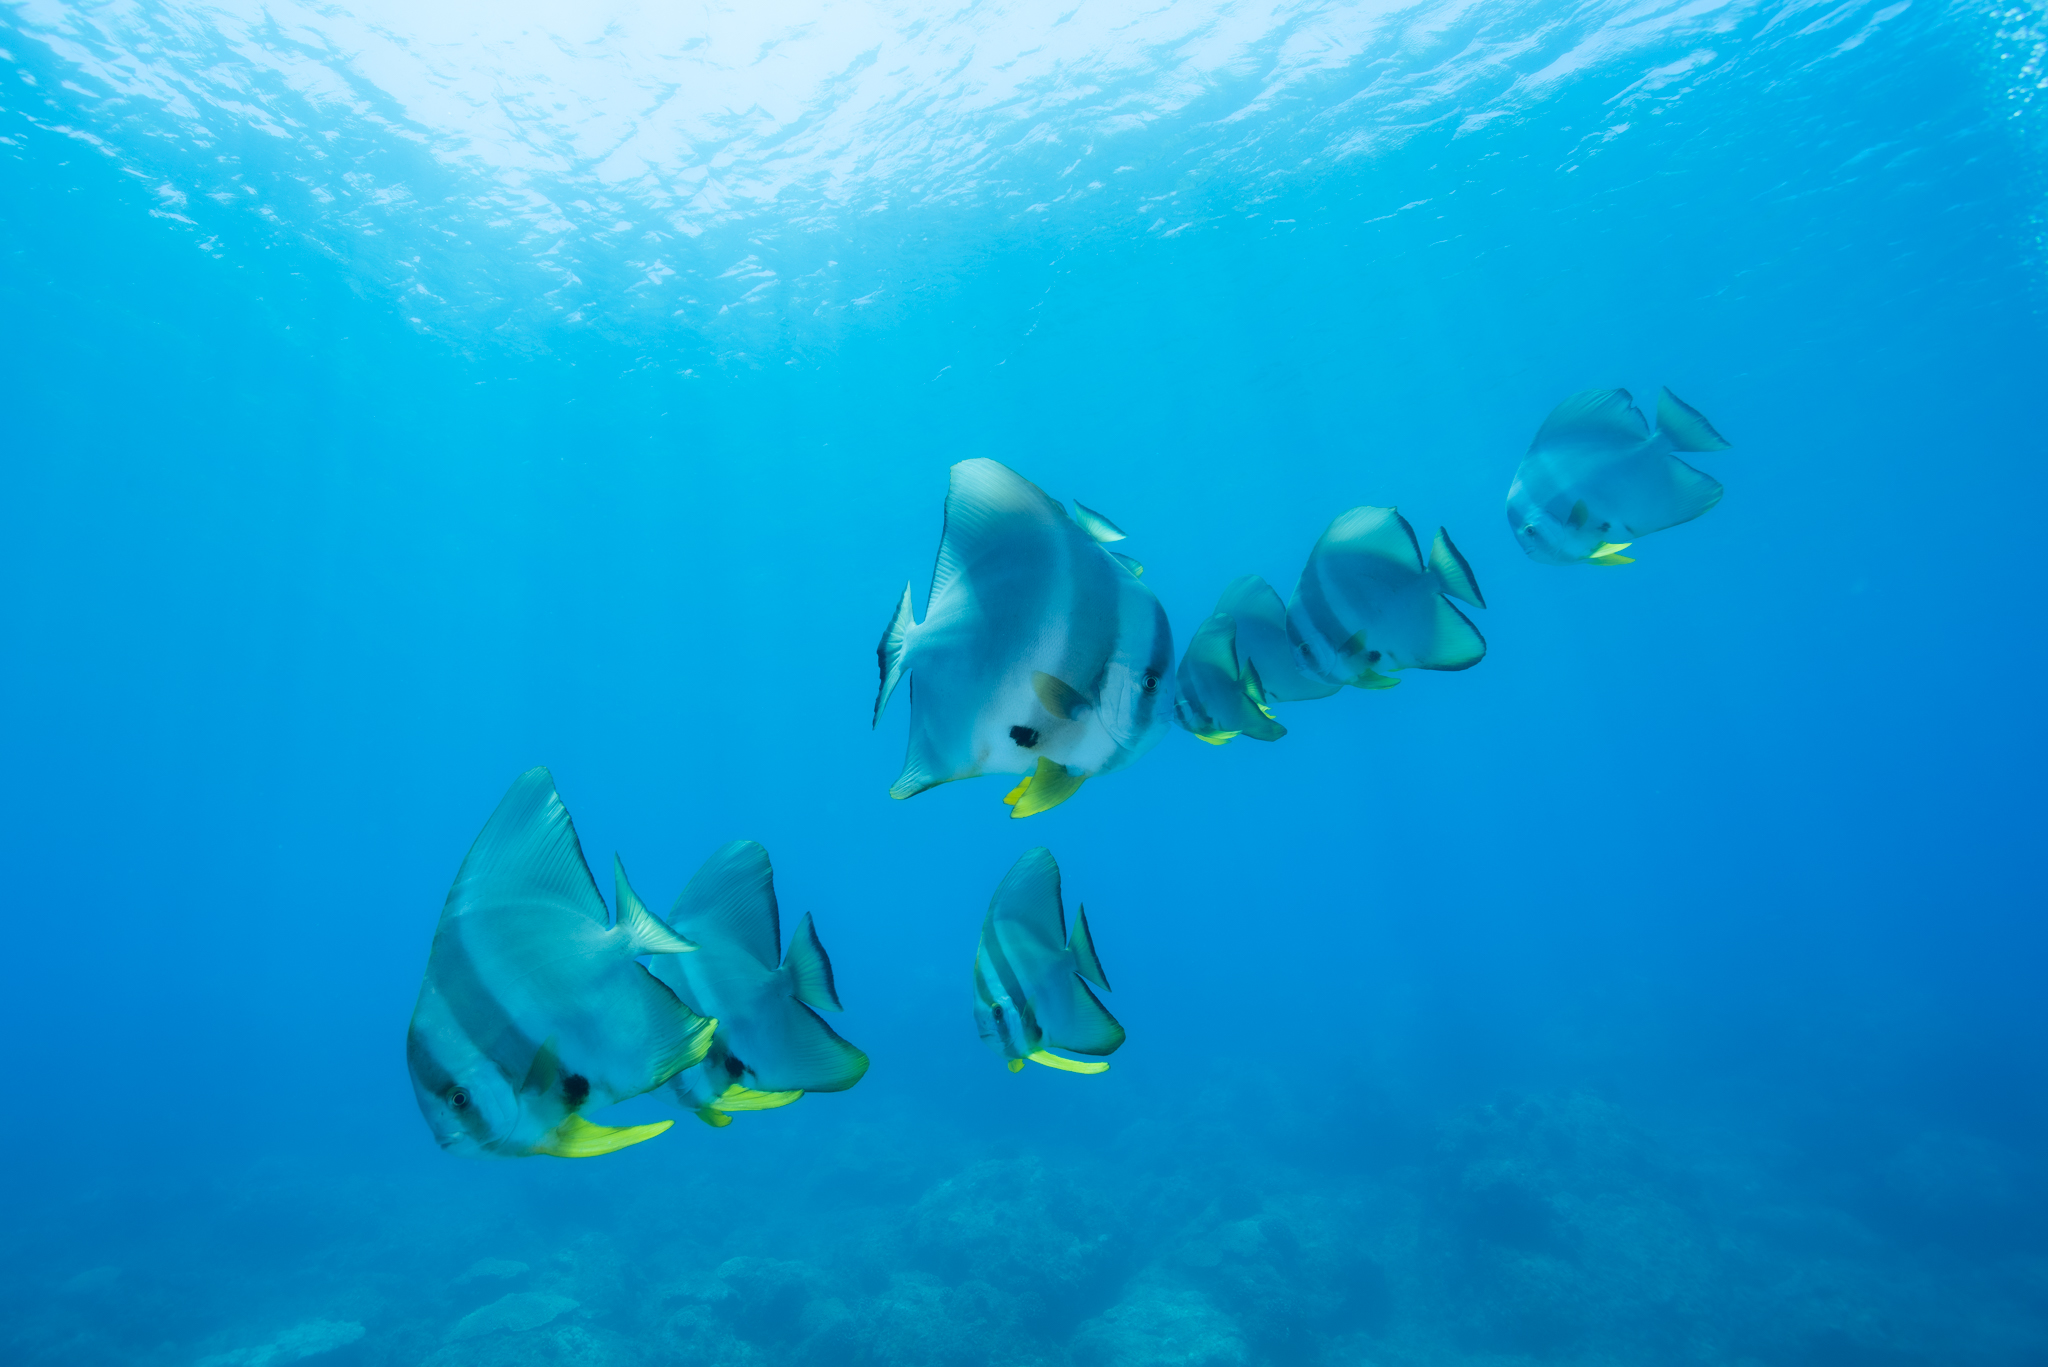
<box><xmin>927</xmin><ymin>459</ymin><xmax>1060</xmax><ymax>609</ymax></box>
<box><xmin>1534</xmin><ymin>389</ymin><xmax>1648</xmax><ymax>450</ymax></box>
<box><xmin>668</xmin><ymin>840</ymin><xmax>781</xmax><ymax>969</ymax></box>
<box><xmin>1071</xmin><ymin>500</ymin><xmax>1128</xmax><ymax>542</ymax></box>
<box><xmin>1032</xmin><ymin>671</ymin><xmax>1089</xmax><ymax>720</ymax></box>
<box><xmin>781</xmin><ymin>912</ymin><xmax>844</xmax><ymax>1013</ymax></box>
<box><xmin>613</xmin><ymin>856</ymin><xmax>697</xmax><ymax>957</ymax></box>
<box><xmin>989</xmin><ymin>847</ymin><xmax>1066</xmax><ymax>942</ymax></box>
<box><xmin>1320</xmin><ymin>505</ymin><xmax>1423</xmax><ymax>571</ymax></box>
<box><xmin>1656</xmin><ymin>387</ymin><xmax>1731</xmax><ymax>452</ymax></box>
<box><xmin>449</xmin><ymin>767</ymin><xmax>608</xmax><ymax>925</ymax></box>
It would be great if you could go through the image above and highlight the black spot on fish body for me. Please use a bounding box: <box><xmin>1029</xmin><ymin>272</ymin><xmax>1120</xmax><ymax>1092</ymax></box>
<box><xmin>1009</xmin><ymin>725</ymin><xmax>1039</xmax><ymax>748</ymax></box>
<box><xmin>724</xmin><ymin>1053</ymin><xmax>746</xmax><ymax>1080</ymax></box>
<box><xmin>562</xmin><ymin>1074</ymin><xmax>590</xmax><ymax>1107</ymax></box>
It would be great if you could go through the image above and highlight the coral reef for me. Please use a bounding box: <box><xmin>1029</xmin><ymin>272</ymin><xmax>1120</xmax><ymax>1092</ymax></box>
<box><xmin>6</xmin><ymin>1094</ymin><xmax>2045</xmax><ymax>1367</ymax></box>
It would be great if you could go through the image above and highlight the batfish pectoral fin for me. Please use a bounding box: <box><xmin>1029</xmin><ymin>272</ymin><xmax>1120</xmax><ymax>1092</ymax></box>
<box><xmin>1007</xmin><ymin>1058</ymin><xmax>1026</xmax><ymax>1073</ymax></box>
<box><xmin>521</xmin><ymin>1037</ymin><xmax>563</xmax><ymax>1095</ymax></box>
<box><xmin>1031</xmin><ymin>671</ymin><xmax>1090</xmax><ymax>720</ymax></box>
<box><xmin>534</xmin><ymin>1114</ymin><xmax>674</xmax><ymax>1158</ymax></box>
<box><xmin>1350</xmin><ymin>668</ymin><xmax>1401</xmax><ymax>691</ymax></box>
<box><xmin>1567</xmin><ymin>499</ymin><xmax>1591</xmax><ymax>530</ymax></box>
<box><xmin>1004</xmin><ymin>757</ymin><xmax>1085</xmax><ymax>818</ymax></box>
<box><xmin>1589</xmin><ymin>542</ymin><xmax>1635</xmax><ymax>565</ymax></box>
<box><xmin>1026</xmin><ymin>1049</ymin><xmax>1109</xmax><ymax>1075</ymax></box>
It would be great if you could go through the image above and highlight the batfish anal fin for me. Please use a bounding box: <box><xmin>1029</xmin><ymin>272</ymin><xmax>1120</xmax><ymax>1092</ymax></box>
<box><xmin>534</xmin><ymin>1114</ymin><xmax>674</xmax><ymax>1158</ymax></box>
<box><xmin>1005</xmin><ymin>757</ymin><xmax>1086</xmax><ymax>818</ymax></box>
<box><xmin>1656</xmin><ymin>387</ymin><xmax>1731</xmax><ymax>452</ymax></box>
<box><xmin>1032</xmin><ymin>671</ymin><xmax>1090</xmax><ymax>721</ymax></box>
<box><xmin>613</xmin><ymin>856</ymin><xmax>697</xmax><ymax>956</ymax></box>
<box><xmin>1027</xmin><ymin>1049</ymin><xmax>1110</xmax><ymax>1075</ymax></box>
<box><xmin>1071</xmin><ymin>500</ymin><xmax>1128</xmax><ymax>542</ymax></box>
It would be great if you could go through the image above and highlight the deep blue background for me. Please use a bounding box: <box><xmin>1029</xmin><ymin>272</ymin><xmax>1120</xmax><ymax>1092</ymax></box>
<box><xmin>2</xmin><ymin>3</ymin><xmax>2044</xmax><ymax>1363</ymax></box>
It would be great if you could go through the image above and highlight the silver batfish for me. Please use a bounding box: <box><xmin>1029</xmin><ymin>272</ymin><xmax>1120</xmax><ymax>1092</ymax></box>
<box><xmin>875</xmin><ymin>459</ymin><xmax>1174</xmax><ymax>818</ymax></box>
<box><xmin>643</xmin><ymin>841</ymin><xmax>868</xmax><ymax>1128</ymax></box>
<box><xmin>1286</xmin><ymin>507</ymin><xmax>1488</xmax><ymax>688</ymax></box>
<box><xmin>1172</xmin><ymin>608</ymin><xmax>1286</xmax><ymax>746</ymax></box>
<box><xmin>406</xmin><ymin>768</ymin><xmax>716</xmax><ymax>1158</ymax></box>
<box><xmin>1507</xmin><ymin>387</ymin><xmax>1733</xmax><ymax>566</ymax></box>
<box><xmin>972</xmin><ymin>847</ymin><xmax>1123</xmax><ymax>1074</ymax></box>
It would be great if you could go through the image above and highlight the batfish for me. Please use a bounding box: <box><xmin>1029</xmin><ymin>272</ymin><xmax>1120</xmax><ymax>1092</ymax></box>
<box><xmin>643</xmin><ymin>841</ymin><xmax>868</xmax><ymax>1128</ymax></box>
<box><xmin>1507</xmin><ymin>387</ymin><xmax>1733</xmax><ymax>565</ymax></box>
<box><xmin>874</xmin><ymin>459</ymin><xmax>1174</xmax><ymax>818</ymax></box>
<box><xmin>972</xmin><ymin>848</ymin><xmax>1124</xmax><ymax>1074</ymax></box>
<box><xmin>1286</xmin><ymin>507</ymin><xmax>1488</xmax><ymax>689</ymax></box>
<box><xmin>406</xmin><ymin>768</ymin><xmax>716</xmax><ymax>1158</ymax></box>
<box><xmin>1173</xmin><ymin>609</ymin><xmax>1287</xmax><ymax>745</ymax></box>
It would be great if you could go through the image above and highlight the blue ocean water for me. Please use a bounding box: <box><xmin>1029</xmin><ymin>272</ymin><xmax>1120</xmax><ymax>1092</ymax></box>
<box><xmin>3</xmin><ymin>1</ymin><xmax>2045</xmax><ymax>1363</ymax></box>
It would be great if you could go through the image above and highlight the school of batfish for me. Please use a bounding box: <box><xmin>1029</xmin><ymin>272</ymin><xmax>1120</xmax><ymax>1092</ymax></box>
<box><xmin>406</xmin><ymin>386</ymin><xmax>1735</xmax><ymax>1155</ymax></box>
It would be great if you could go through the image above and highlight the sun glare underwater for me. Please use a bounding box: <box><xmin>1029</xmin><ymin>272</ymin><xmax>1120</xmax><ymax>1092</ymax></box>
<box><xmin>3</xmin><ymin>0</ymin><xmax>2047</xmax><ymax>1364</ymax></box>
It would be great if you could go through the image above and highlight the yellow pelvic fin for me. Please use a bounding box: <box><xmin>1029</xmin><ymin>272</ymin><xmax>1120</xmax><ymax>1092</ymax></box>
<box><xmin>1589</xmin><ymin>542</ymin><xmax>1634</xmax><ymax>565</ymax></box>
<box><xmin>1006</xmin><ymin>757</ymin><xmax>1086</xmax><ymax>818</ymax></box>
<box><xmin>1007</xmin><ymin>1058</ymin><xmax>1025</xmax><ymax>1073</ymax></box>
<box><xmin>534</xmin><ymin>1114</ymin><xmax>674</xmax><ymax>1158</ymax></box>
<box><xmin>694</xmin><ymin>1108</ymin><xmax>733</xmax><ymax>1129</ymax></box>
<box><xmin>1027</xmin><ymin>1049</ymin><xmax>1110</xmax><ymax>1075</ymax></box>
<box><xmin>1193</xmin><ymin>730</ymin><xmax>1239</xmax><ymax>746</ymax></box>
<box><xmin>713</xmin><ymin>1083</ymin><xmax>805</xmax><ymax>1112</ymax></box>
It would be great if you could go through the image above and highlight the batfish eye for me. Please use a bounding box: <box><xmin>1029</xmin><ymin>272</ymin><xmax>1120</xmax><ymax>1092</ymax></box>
<box><xmin>449</xmin><ymin>1087</ymin><xmax>471</xmax><ymax>1110</ymax></box>
<box><xmin>1143</xmin><ymin>673</ymin><xmax>1158</xmax><ymax>692</ymax></box>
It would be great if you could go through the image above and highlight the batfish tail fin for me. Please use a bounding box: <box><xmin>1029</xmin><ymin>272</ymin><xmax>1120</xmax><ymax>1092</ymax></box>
<box><xmin>1656</xmin><ymin>387</ymin><xmax>1731</xmax><ymax>452</ymax></box>
<box><xmin>1005</xmin><ymin>756</ymin><xmax>1086</xmax><ymax>817</ymax></box>
<box><xmin>873</xmin><ymin>583</ymin><xmax>915</xmax><ymax>727</ymax></box>
<box><xmin>612</xmin><ymin>856</ymin><xmax>697</xmax><ymax>956</ymax></box>
<box><xmin>1427</xmin><ymin>528</ymin><xmax>1487</xmax><ymax>609</ymax></box>
<box><xmin>1067</xmin><ymin>904</ymin><xmax>1111</xmax><ymax>992</ymax></box>
<box><xmin>781</xmin><ymin>912</ymin><xmax>845</xmax><ymax>1013</ymax></box>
